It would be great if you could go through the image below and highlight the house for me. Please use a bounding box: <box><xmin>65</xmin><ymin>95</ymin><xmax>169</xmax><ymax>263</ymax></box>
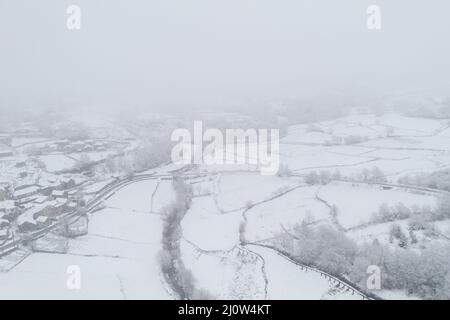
<box><xmin>17</xmin><ymin>207</ymin><xmax>40</xmax><ymax>232</ymax></box>
<box><xmin>67</xmin><ymin>201</ymin><xmax>78</xmax><ymax>210</ymax></box>
<box><xmin>68</xmin><ymin>189</ymin><xmax>78</xmax><ymax>197</ymax></box>
<box><xmin>17</xmin><ymin>195</ymin><xmax>38</xmax><ymax>205</ymax></box>
<box><xmin>36</xmin><ymin>215</ymin><xmax>49</xmax><ymax>224</ymax></box>
<box><xmin>17</xmin><ymin>207</ymin><xmax>51</xmax><ymax>232</ymax></box>
<box><xmin>52</xmin><ymin>190</ymin><xmax>68</xmax><ymax>199</ymax></box>
<box><xmin>0</xmin><ymin>200</ymin><xmax>16</xmax><ymax>220</ymax></box>
<box><xmin>32</xmin><ymin>199</ymin><xmax>69</xmax><ymax>221</ymax></box>
<box><xmin>13</xmin><ymin>185</ymin><xmax>39</xmax><ymax>200</ymax></box>
<box><xmin>33</xmin><ymin>196</ymin><xmax>48</xmax><ymax>204</ymax></box>
<box><xmin>0</xmin><ymin>228</ymin><xmax>10</xmax><ymax>241</ymax></box>
<box><xmin>64</xmin><ymin>214</ymin><xmax>88</xmax><ymax>237</ymax></box>
<box><xmin>15</xmin><ymin>160</ymin><xmax>27</xmax><ymax>168</ymax></box>
<box><xmin>36</xmin><ymin>183</ymin><xmax>56</xmax><ymax>196</ymax></box>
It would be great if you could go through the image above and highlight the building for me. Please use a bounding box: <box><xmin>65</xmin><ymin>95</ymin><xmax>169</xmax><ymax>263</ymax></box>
<box><xmin>33</xmin><ymin>196</ymin><xmax>48</xmax><ymax>204</ymax></box>
<box><xmin>52</xmin><ymin>190</ymin><xmax>68</xmax><ymax>199</ymax></box>
<box><xmin>13</xmin><ymin>185</ymin><xmax>39</xmax><ymax>200</ymax></box>
<box><xmin>15</xmin><ymin>160</ymin><xmax>27</xmax><ymax>168</ymax></box>
<box><xmin>0</xmin><ymin>200</ymin><xmax>16</xmax><ymax>220</ymax></box>
<box><xmin>17</xmin><ymin>195</ymin><xmax>38</xmax><ymax>205</ymax></box>
<box><xmin>34</xmin><ymin>199</ymin><xmax>69</xmax><ymax>220</ymax></box>
<box><xmin>0</xmin><ymin>228</ymin><xmax>10</xmax><ymax>241</ymax></box>
<box><xmin>0</xmin><ymin>186</ymin><xmax>10</xmax><ymax>201</ymax></box>
<box><xmin>17</xmin><ymin>206</ymin><xmax>51</xmax><ymax>232</ymax></box>
<box><xmin>0</xmin><ymin>218</ymin><xmax>10</xmax><ymax>228</ymax></box>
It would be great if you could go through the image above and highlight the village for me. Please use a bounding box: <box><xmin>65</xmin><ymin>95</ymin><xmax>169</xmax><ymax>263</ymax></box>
<box><xmin>0</xmin><ymin>122</ymin><xmax>138</xmax><ymax>251</ymax></box>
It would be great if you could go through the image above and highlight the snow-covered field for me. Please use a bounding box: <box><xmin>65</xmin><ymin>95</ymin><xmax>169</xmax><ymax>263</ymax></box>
<box><xmin>179</xmin><ymin>174</ymin><xmax>367</xmax><ymax>299</ymax></box>
<box><xmin>247</xmin><ymin>245</ymin><xmax>363</xmax><ymax>300</ymax></box>
<box><xmin>244</xmin><ymin>186</ymin><xmax>330</xmax><ymax>242</ymax></box>
<box><xmin>151</xmin><ymin>180</ymin><xmax>176</xmax><ymax>214</ymax></box>
<box><xmin>318</xmin><ymin>181</ymin><xmax>438</xmax><ymax>229</ymax></box>
<box><xmin>279</xmin><ymin>113</ymin><xmax>450</xmax><ymax>181</ymax></box>
<box><xmin>180</xmin><ymin>240</ymin><xmax>267</xmax><ymax>299</ymax></box>
<box><xmin>215</xmin><ymin>173</ymin><xmax>299</xmax><ymax>212</ymax></box>
<box><xmin>105</xmin><ymin>180</ymin><xmax>158</xmax><ymax>213</ymax></box>
<box><xmin>181</xmin><ymin>196</ymin><xmax>242</xmax><ymax>251</ymax></box>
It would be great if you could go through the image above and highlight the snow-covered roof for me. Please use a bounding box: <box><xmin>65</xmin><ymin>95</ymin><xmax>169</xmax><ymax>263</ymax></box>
<box><xmin>67</xmin><ymin>202</ymin><xmax>77</xmax><ymax>208</ymax></box>
<box><xmin>33</xmin><ymin>196</ymin><xmax>48</xmax><ymax>204</ymax></box>
<box><xmin>45</xmin><ymin>199</ymin><xmax>67</xmax><ymax>208</ymax></box>
<box><xmin>60</xmin><ymin>177</ymin><xmax>74</xmax><ymax>184</ymax></box>
<box><xmin>36</xmin><ymin>216</ymin><xmax>48</xmax><ymax>223</ymax></box>
<box><xmin>13</xmin><ymin>186</ymin><xmax>39</xmax><ymax>197</ymax></box>
<box><xmin>17</xmin><ymin>208</ymin><xmax>40</xmax><ymax>225</ymax></box>
<box><xmin>52</xmin><ymin>190</ymin><xmax>66</xmax><ymax>197</ymax></box>
<box><xmin>17</xmin><ymin>199</ymin><xmax>65</xmax><ymax>224</ymax></box>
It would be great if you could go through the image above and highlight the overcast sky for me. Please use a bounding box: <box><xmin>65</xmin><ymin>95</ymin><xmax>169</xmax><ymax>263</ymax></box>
<box><xmin>1</xmin><ymin>0</ymin><xmax>449</xmax><ymax>111</ymax></box>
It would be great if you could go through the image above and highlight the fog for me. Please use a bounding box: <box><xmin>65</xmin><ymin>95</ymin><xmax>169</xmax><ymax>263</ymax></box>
<box><xmin>1</xmin><ymin>0</ymin><xmax>449</xmax><ymax>111</ymax></box>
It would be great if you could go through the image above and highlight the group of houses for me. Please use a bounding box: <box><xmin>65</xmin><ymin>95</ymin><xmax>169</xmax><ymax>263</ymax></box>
<box><xmin>34</xmin><ymin>139</ymin><xmax>113</xmax><ymax>155</ymax></box>
<box><xmin>0</xmin><ymin>173</ymin><xmax>86</xmax><ymax>238</ymax></box>
<box><xmin>0</xmin><ymin>200</ymin><xmax>15</xmax><ymax>242</ymax></box>
<box><xmin>0</xmin><ymin>132</ymin><xmax>122</xmax><ymax>242</ymax></box>
<box><xmin>16</xmin><ymin>197</ymin><xmax>79</xmax><ymax>233</ymax></box>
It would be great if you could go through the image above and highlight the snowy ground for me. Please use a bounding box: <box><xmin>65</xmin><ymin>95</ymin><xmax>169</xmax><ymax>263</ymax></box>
<box><xmin>247</xmin><ymin>245</ymin><xmax>363</xmax><ymax>300</ymax></box>
<box><xmin>280</xmin><ymin>113</ymin><xmax>450</xmax><ymax>180</ymax></box>
<box><xmin>0</xmin><ymin>181</ymin><xmax>172</xmax><ymax>299</ymax></box>
<box><xmin>317</xmin><ymin>181</ymin><xmax>438</xmax><ymax>229</ymax></box>
<box><xmin>244</xmin><ymin>186</ymin><xmax>330</xmax><ymax>242</ymax></box>
<box><xmin>176</xmin><ymin>113</ymin><xmax>450</xmax><ymax>300</ymax></box>
<box><xmin>179</xmin><ymin>174</ymin><xmax>367</xmax><ymax>299</ymax></box>
<box><xmin>215</xmin><ymin>173</ymin><xmax>299</xmax><ymax>212</ymax></box>
<box><xmin>2</xmin><ymin>113</ymin><xmax>449</xmax><ymax>300</ymax></box>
